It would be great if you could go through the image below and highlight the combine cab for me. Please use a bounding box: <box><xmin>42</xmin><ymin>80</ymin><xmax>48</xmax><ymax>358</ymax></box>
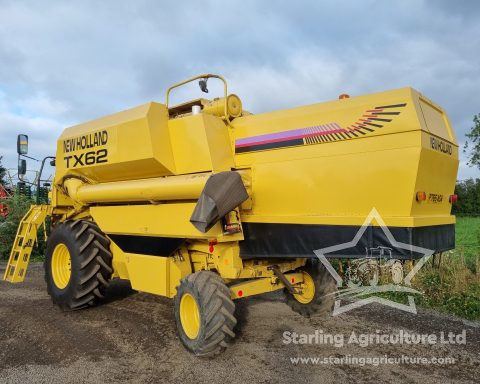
<box><xmin>3</xmin><ymin>74</ymin><xmax>458</xmax><ymax>356</ymax></box>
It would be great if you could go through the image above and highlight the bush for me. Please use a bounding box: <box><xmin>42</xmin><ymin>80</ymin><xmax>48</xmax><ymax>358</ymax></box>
<box><xmin>0</xmin><ymin>192</ymin><xmax>46</xmax><ymax>260</ymax></box>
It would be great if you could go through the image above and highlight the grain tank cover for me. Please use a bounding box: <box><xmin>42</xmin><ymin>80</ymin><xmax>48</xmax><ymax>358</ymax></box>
<box><xmin>56</xmin><ymin>102</ymin><xmax>175</xmax><ymax>182</ymax></box>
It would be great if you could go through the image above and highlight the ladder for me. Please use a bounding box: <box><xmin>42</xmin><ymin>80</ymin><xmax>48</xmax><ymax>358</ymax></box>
<box><xmin>3</xmin><ymin>205</ymin><xmax>51</xmax><ymax>283</ymax></box>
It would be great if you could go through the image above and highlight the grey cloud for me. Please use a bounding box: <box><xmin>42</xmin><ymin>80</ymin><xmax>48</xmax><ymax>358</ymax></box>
<box><xmin>0</xmin><ymin>0</ymin><xmax>479</xmax><ymax>180</ymax></box>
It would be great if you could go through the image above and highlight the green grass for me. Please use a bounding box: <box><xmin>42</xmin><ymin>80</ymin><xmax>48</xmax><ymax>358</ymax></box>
<box><xmin>415</xmin><ymin>267</ymin><xmax>480</xmax><ymax>320</ymax></box>
<box><xmin>343</xmin><ymin>217</ymin><xmax>480</xmax><ymax>320</ymax></box>
<box><xmin>454</xmin><ymin>216</ymin><xmax>480</xmax><ymax>270</ymax></box>
<box><xmin>375</xmin><ymin>217</ymin><xmax>480</xmax><ymax>320</ymax></box>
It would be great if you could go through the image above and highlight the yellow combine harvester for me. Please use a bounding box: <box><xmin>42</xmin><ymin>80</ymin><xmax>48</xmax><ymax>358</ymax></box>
<box><xmin>4</xmin><ymin>74</ymin><xmax>458</xmax><ymax>356</ymax></box>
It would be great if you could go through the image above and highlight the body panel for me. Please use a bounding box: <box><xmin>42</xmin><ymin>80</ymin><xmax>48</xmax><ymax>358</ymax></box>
<box><xmin>231</xmin><ymin>88</ymin><xmax>458</xmax><ymax>228</ymax></box>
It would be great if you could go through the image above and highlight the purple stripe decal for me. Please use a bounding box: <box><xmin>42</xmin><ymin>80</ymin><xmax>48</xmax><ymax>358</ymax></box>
<box><xmin>234</xmin><ymin>103</ymin><xmax>406</xmax><ymax>152</ymax></box>
<box><xmin>235</xmin><ymin>123</ymin><xmax>340</xmax><ymax>147</ymax></box>
<box><xmin>235</xmin><ymin>127</ymin><xmax>308</xmax><ymax>146</ymax></box>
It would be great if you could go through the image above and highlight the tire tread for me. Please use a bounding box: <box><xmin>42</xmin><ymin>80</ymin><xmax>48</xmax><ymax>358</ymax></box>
<box><xmin>45</xmin><ymin>219</ymin><xmax>112</xmax><ymax>310</ymax></box>
<box><xmin>175</xmin><ymin>271</ymin><xmax>237</xmax><ymax>357</ymax></box>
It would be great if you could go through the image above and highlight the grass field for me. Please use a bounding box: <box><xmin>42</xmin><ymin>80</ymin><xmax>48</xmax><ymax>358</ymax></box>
<box><xmin>359</xmin><ymin>216</ymin><xmax>480</xmax><ymax>320</ymax></box>
<box><xmin>455</xmin><ymin>216</ymin><xmax>480</xmax><ymax>268</ymax></box>
<box><xmin>410</xmin><ymin>216</ymin><xmax>480</xmax><ymax>320</ymax></box>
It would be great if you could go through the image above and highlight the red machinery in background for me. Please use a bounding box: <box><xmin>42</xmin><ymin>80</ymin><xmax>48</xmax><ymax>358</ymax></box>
<box><xmin>0</xmin><ymin>184</ymin><xmax>10</xmax><ymax>217</ymax></box>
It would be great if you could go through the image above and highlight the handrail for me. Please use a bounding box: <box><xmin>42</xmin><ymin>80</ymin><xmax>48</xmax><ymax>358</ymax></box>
<box><xmin>36</xmin><ymin>156</ymin><xmax>55</xmax><ymax>204</ymax></box>
<box><xmin>165</xmin><ymin>74</ymin><xmax>229</xmax><ymax>120</ymax></box>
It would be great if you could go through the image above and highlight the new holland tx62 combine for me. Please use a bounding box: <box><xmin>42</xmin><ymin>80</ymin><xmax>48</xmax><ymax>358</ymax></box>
<box><xmin>4</xmin><ymin>74</ymin><xmax>458</xmax><ymax>356</ymax></box>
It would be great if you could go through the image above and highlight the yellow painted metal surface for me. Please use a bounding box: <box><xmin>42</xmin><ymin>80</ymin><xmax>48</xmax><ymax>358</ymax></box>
<box><xmin>53</xmin><ymin>80</ymin><xmax>457</xmax><ymax>230</ymax></box>
<box><xmin>179</xmin><ymin>293</ymin><xmax>201</xmax><ymax>339</ymax></box>
<box><xmin>90</xmin><ymin>204</ymin><xmax>229</xmax><ymax>239</ymax></box>
<box><xmin>123</xmin><ymin>253</ymin><xmax>173</xmax><ymax>297</ymax></box>
<box><xmin>3</xmin><ymin>205</ymin><xmax>51</xmax><ymax>283</ymax></box>
<box><xmin>229</xmin><ymin>272</ymin><xmax>304</xmax><ymax>300</ymax></box>
<box><xmin>418</xmin><ymin>96</ymin><xmax>456</xmax><ymax>141</ymax></box>
<box><xmin>107</xmin><ymin>243</ymin><xmax>191</xmax><ymax>298</ymax></box>
<box><xmin>65</xmin><ymin>172</ymin><xmax>211</xmax><ymax>204</ymax></box>
<box><xmin>293</xmin><ymin>271</ymin><xmax>315</xmax><ymax>304</ymax></box>
<box><xmin>169</xmin><ymin>113</ymin><xmax>233</xmax><ymax>174</ymax></box>
<box><xmin>189</xmin><ymin>246</ymin><xmax>244</xmax><ymax>279</ymax></box>
<box><xmin>106</xmin><ymin>229</ymin><xmax>306</xmax><ymax>300</ymax></box>
<box><xmin>232</xmin><ymin>87</ymin><xmax>458</xmax><ymax>227</ymax></box>
<box><xmin>109</xmin><ymin>241</ymin><xmax>129</xmax><ymax>280</ymax></box>
<box><xmin>56</xmin><ymin>102</ymin><xmax>175</xmax><ymax>182</ymax></box>
<box><xmin>203</xmin><ymin>95</ymin><xmax>242</xmax><ymax>118</ymax></box>
<box><xmin>188</xmin><ymin>243</ymin><xmax>305</xmax><ymax>279</ymax></box>
<box><xmin>51</xmin><ymin>243</ymin><xmax>71</xmax><ymax>289</ymax></box>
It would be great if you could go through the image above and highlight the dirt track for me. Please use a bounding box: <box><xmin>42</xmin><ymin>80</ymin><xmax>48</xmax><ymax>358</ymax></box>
<box><xmin>0</xmin><ymin>263</ymin><xmax>478</xmax><ymax>384</ymax></box>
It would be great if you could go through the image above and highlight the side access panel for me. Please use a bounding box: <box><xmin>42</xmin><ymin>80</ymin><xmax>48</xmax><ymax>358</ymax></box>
<box><xmin>107</xmin><ymin>241</ymin><xmax>191</xmax><ymax>298</ymax></box>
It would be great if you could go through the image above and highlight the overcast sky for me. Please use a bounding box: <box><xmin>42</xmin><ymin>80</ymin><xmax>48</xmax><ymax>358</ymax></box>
<box><xmin>0</xmin><ymin>0</ymin><xmax>479</xmax><ymax>183</ymax></box>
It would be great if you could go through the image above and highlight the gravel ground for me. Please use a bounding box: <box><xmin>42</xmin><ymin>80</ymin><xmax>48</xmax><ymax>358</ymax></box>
<box><xmin>0</xmin><ymin>263</ymin><xmax>478</xmax><ymax>384</ymax></box>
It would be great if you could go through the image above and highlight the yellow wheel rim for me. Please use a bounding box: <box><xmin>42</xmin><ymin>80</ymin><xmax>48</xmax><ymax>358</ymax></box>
<box><xmin>294</xmin><ymin>272</ymin><xmax>316</xmax><ymax>304</ymax></box>
<box><xmin>51</xmin><ymin>243</ymin><xmax>71</xmax><ymax>289</ymax></box>
<box><xmin>180</xmin><ymin>293</ymin><xmax>201</xmax><ymax>339</ymax></box>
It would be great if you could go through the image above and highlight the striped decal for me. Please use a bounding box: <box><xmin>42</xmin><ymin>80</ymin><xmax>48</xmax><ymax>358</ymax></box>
<box><xmin>235</xmin><ymin>103</ymin><xmax>406</xmax><ymax>153</ymax></box>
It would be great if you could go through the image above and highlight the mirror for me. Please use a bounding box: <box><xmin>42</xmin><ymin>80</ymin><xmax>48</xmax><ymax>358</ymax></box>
<box><xmin>18</xmin><ymin>158</ymin><xmax>26</xmax><ymax>176</ymax></box>
<box><xmin>17</xmin><ymin>134</ymin><xmax>28</xmax><ymax>155</ymax></box>
<box><xmin>199</xmin><ymin>78</ymin><xmax>209</xmax><ymax>93</ymax></box>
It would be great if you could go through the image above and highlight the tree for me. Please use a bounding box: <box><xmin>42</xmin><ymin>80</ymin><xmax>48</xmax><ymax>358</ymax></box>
<box><xmin>464</xmin><ymin>114</ymin><xmax>480</xmax><ymax>169</ymax></box>
<box><xmin>453</xmin><ymin>178</ymin><xmax>480</xmax><ymax>215</ymax></box>
<box><xmin>0</xmin><ymin>156</ymin><xmax>6</xmax><ymax>186</ymax></box>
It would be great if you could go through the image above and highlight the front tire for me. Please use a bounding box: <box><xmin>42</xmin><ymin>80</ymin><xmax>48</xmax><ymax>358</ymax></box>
<box><xmin>174</xmin><ymin>271</ymin><xmax>236</xmax><ymax>356</ymax></box>
<box><xmin>45</xmin><ymin>220</ymin><xmax>113</xmax><ymax>310</ymax></box>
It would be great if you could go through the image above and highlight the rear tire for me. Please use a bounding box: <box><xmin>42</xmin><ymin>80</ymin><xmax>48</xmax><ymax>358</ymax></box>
<box><xmin>174</xmin><ymin>271</ymin><xmax>237</xmax><ymax>356</ymax></box>
<box><xmin>44</xmin><ymin>220</ymin><xmax>113</xmax><ymax>310</ymax></box>
<box><xmin>285</xmin><ymin>259</ymin><xmax>337</xmax><ymax>317</ymax></box>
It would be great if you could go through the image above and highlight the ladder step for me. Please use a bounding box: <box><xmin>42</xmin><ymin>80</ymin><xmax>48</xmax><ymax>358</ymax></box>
<box><xmin>3</xmin><ymin>205</ymin><xmax>51</xmax><ymax>283</ymax></box>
